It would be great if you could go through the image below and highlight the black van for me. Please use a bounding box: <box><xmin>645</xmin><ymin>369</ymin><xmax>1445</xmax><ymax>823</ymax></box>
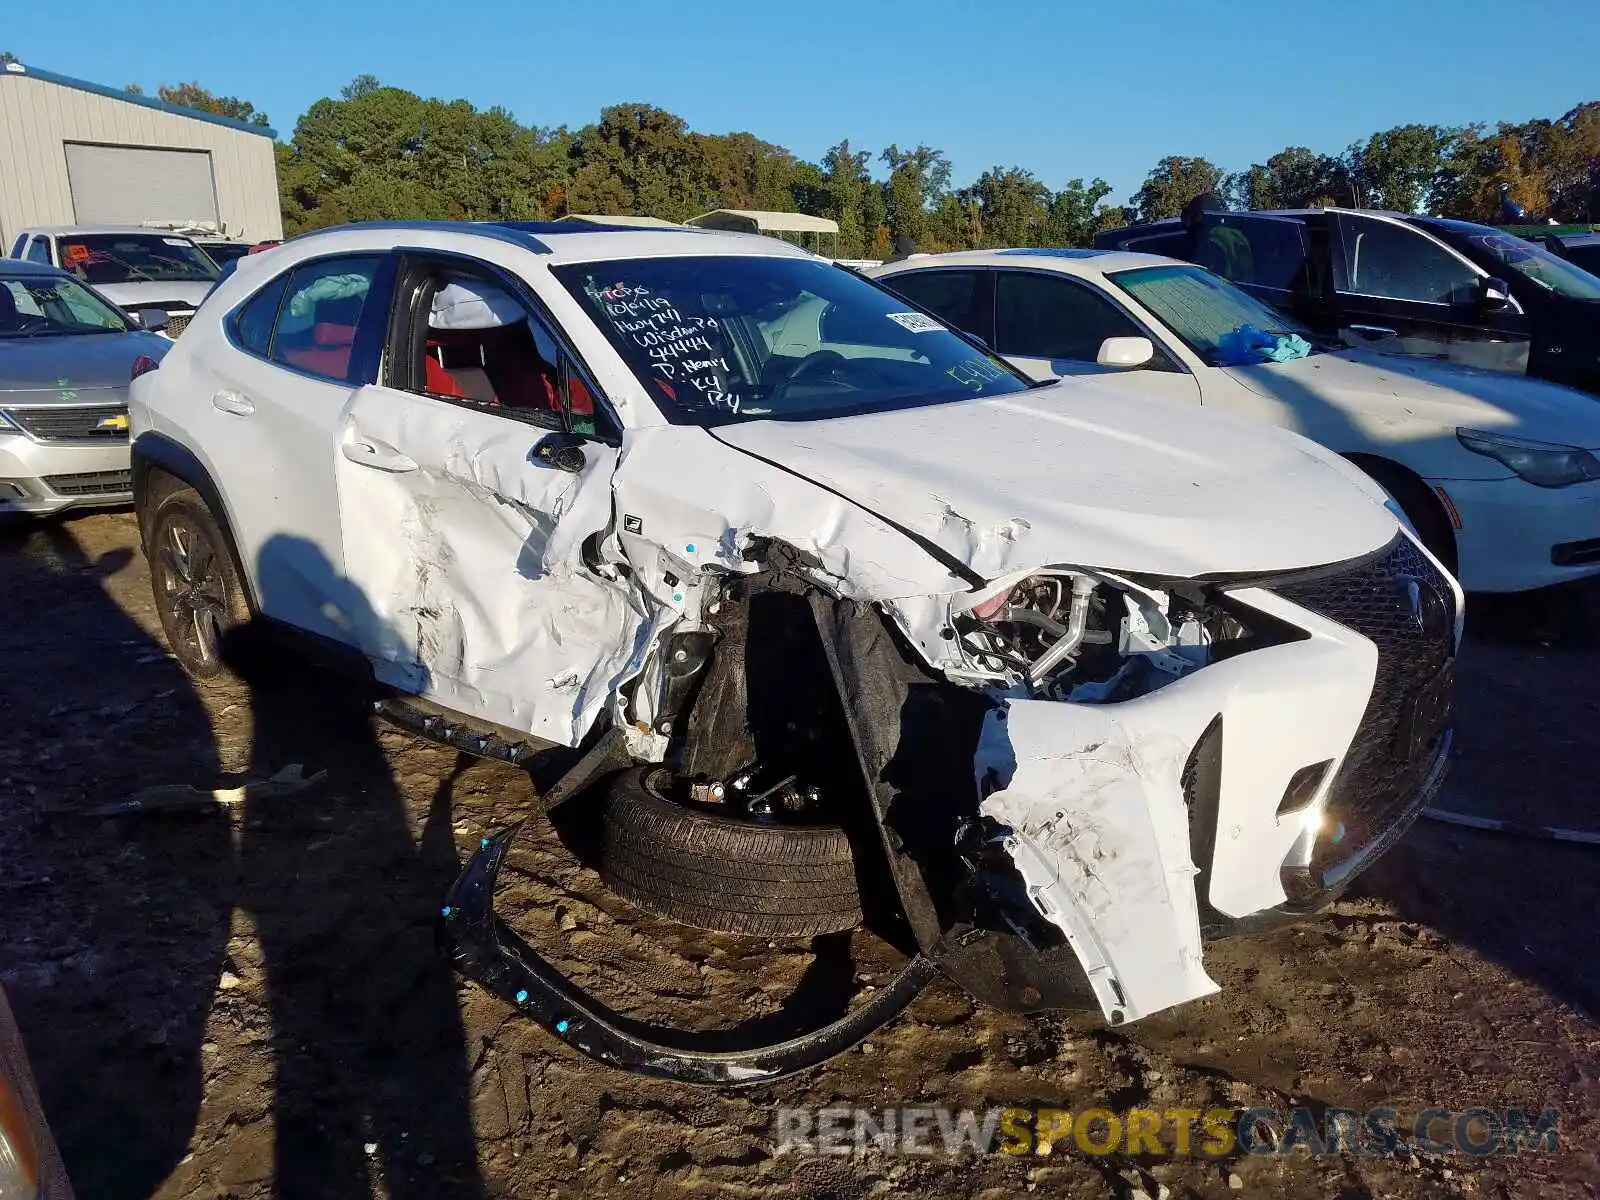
<box><xmin>1096</xmin><ymin>208</ymin><xmax>1600</xmax><ymax>397</ymax></box>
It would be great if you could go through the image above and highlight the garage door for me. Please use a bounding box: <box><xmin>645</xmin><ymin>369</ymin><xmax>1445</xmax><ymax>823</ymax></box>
<box><xmin>64</xmin><ymin>144</ymin><xmax>219</xmax><ymax>226</ymax></box>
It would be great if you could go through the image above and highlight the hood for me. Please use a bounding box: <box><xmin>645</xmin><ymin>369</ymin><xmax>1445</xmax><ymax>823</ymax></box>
<box><xmin>0</xmin><ymin>330</ymin><xmax>169</xmax><ymax>397</ymax></box>
<box><xmin>1225</xmin><ymin>350</ymin><xmax>1600</xmax><ymax>450</ymax></box>
<box><xmin>710</xmin><ymin>380</ymin><xmax>1398</xmax><ymax>581</ymax></box>
<box><xmin>92</xmin><ymin>281</ymin><xmax>214</xmax><ymax>310</ymax></box>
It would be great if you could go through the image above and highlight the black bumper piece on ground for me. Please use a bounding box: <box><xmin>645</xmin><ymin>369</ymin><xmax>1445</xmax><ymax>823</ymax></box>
<box><xmin>439</xmin><ymin>826</ymin><xmax>939</xmax><ymax>1087</ymax></box>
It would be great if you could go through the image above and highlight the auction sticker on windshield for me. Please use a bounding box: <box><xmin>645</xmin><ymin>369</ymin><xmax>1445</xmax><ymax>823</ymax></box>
<box><xmin>886</xmin><ymin>311</ymin><xmax>946</xmax><ymax>333</ymax></box>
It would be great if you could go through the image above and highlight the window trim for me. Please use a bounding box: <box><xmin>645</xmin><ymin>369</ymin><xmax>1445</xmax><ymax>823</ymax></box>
<box><xmin>223</xmin><ymin>251</ymin><xmax>395</xmax><ymax>387</ymax></box>
<box><xmin>1328</xmin><ymin>209</ymin><xmax>1521</xmax><ymax>312</ymax></box>
<box><xmin>989</xmin><ymin>266</ymin><xmax>1189</xmax><ymax>374</ymax></box>
<box><xmin>386</xmin><ymin>247</ymin><xmax>622</xmax><ymax>446</ymax></box>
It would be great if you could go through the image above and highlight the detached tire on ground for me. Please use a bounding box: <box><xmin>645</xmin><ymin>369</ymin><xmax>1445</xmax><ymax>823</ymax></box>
<box><xmin>599</xmin><ymin>769</ymin><xmax>863</xmax><ymax>938</ymax></box>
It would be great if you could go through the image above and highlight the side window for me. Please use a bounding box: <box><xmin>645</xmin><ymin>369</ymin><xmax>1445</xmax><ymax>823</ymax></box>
<box><xmin>232</xmin><ymin>273</ymin><xmax>290</xmax><ymax>356</ymax></box>
<box><xmin>8</xmin><ymin>235</ymin><xmax>25</xmax><ymax>259</ymax></box>
<box><xmin>880</xmin><ymin>270</ymin><xmax>984</xmax><ymax>335</ymax></box>
<box><xmin>25</xmin><ymin>238</ymin><xmax>52</xmax><ymax>265</ymax></box>
<box><xmin>1196</xmin><ymin>216</ymin><xmax>1311</xmax><ymax>293</ymax></box>
<box><xmin>993</xmin><ymin>271</ymin><xmax>1146</xmax><ymax>363</ymax></box>
<box><xmin>270</xmin><ymin>256</ymin><xmax>385</xmax><ymax>383</ymax></box>
<box><xmin>401</xmin><ymin>262</ymin><xmax>618</xmax><ymax>439</ymax></box>
<box><xmin>1337</xmin><ymin>217</ymin><xmax>1478</xmax><ymax>305</ymax></box>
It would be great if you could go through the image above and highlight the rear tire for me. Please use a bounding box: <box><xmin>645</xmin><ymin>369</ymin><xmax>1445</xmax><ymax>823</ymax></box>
<box><xmin>599</xmin><ymin>768</ymin><xmax>863</xmax><ymax>938</ymax></box>
<box><xmin>145</xmin><ymin>485</ymin><xmax>251</xmax><ymax>685</ymax></box>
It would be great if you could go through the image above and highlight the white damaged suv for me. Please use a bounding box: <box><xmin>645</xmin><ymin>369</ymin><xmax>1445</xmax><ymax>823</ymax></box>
<box><xmin>129</xmin><ymin>220</ymin><xmax>1460</xmax><ymax>1082</ymax></box>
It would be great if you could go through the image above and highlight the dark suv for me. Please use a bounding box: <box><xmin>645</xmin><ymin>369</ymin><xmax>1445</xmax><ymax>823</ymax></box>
<box><xmin>1536</xmin><ymin>230</ymin><xmax>1600</xmax><ymax>278</ymax></box>
<box><xmin>1096</xmin><ymin>207</ymin><xmax>1600</xmax><ymax>397</ymax></box>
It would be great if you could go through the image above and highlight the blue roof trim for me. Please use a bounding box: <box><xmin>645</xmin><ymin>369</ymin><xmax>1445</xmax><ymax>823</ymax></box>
<box><xmin>994</xmin><ymin>247</ymin><xmax>1109</xmax><ymax>259</ymax></box>
<box><xmin>1</xmin><ymin>64</ymin><xmax>278</xmax><ymax>139</ymax></box>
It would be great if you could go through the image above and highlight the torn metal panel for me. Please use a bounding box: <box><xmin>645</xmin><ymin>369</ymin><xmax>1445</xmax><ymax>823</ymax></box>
<box><xmin>975</xmin><ymin>588</ymin><xmax>1378</xmax><ymax>1023</ymax></box>
<box><xmin>978</xmin><ymin>699</ymin><xmax>1219</xmax><ymax>1025</ymax></box>
<box><xmin>609</xmin><ymin>424</ymin><xmax>970</xmax><ymax>604</ymax></box>
<box><xmin>335</xmin><ymin>387</ymin><xmax>648</xmax><ymax>747</ymax></box>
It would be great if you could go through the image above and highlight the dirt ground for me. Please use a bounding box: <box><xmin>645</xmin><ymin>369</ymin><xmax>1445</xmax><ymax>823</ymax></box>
<box><xmin>2</xmin><ymin>510</ymin><xmax>1597</xmax><ymax>1200</ymax></box>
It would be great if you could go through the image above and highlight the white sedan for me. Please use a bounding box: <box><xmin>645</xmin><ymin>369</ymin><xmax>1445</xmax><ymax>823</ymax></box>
<box><xmin>873</xmin><ymin>249</ymin><xmax>1600</xmax><ymax>593</ymax></box>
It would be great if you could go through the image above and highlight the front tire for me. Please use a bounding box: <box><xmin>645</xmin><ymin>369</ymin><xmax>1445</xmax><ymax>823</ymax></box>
<box><xmin>600</xmin><ymin>768</ymin><xmax>863</xmax><ymax>938</ymax></box>
<box><xmin>145</xmin><ymin>485</ymin><xmax>251</xmax><ymax>685</ymax></box>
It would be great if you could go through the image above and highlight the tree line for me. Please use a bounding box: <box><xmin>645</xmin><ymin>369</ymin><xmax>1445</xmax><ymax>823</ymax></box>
<box><xmin>14</xmin><ymin>55</ymin><xmax>1600</xmax><ymax>251</ymax></box>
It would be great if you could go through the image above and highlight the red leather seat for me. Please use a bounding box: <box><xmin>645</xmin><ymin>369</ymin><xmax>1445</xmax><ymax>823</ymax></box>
<box><xmin>280</xmin><ymin>322</ymin><xmax>357</xmax><ymax>378</ymax></box>
<box><xmin>423</xmin><ymin>353</ymin><xmax>465</xmax><ymax>397</ymax></box>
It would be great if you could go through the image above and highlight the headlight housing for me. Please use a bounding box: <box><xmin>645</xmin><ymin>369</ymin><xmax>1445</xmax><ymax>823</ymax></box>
<box><xmin>1456</xmin><ymin>427</ymin><xmax>1600</xmax><ymax>488</ymax></box>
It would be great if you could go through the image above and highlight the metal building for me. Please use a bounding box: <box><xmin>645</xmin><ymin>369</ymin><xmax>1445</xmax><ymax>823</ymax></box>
<box><xmin>0</xmin><ymin>61</ymin><xmax>283</xmax><ymax>247</ymax></box>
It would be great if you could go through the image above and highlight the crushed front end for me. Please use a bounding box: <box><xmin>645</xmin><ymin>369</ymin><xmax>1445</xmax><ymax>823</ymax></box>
<box><xmin>944</xmin><ymin>531</ymin><xmax>1459</xmax><ymax>1024</ymax></box>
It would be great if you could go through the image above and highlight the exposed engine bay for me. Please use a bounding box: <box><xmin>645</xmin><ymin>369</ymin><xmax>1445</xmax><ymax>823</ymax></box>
<box><xmin>950</xmin><ymin>570</ymin><xmax>1243</xmax><ymax>702</ymax></box>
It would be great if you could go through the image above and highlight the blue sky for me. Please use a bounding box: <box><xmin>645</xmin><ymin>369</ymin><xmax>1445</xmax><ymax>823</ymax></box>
<box><xmin>8</xmin><ymin>0</ymin><xmax>1598</xmax><ymax>204</ymax></box>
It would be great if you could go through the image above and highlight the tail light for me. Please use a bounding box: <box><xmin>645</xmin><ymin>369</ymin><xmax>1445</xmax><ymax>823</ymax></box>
<box><xmin>131</xmin><ymin>355</ymin><xmax>159</xmax><ymax>380</ymax></box>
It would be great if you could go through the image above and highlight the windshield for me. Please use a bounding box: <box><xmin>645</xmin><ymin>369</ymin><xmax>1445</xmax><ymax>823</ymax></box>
<box><xmin>58</xmin><ymin>234</ymin><xmax>220</xmax><ymax>286</ymax></box>
<box><xmin>1462</xmin><ymin>231</ymin><xmax>1600</xmax><ymax>300</ymax></box>
<box><xmin>1109</xmin><ymin>264</ymin><xmax>1320</xmax><ymax>366</ymax></box>
<box><xmin>0</xmin><ymin>276</ymin><xmax>130</xmax><ymax>338</ymax></box>
<box><xmin>552</xmin><ymin>255</ymin><xmax>1030</xmax><ymax>425</ymax></box>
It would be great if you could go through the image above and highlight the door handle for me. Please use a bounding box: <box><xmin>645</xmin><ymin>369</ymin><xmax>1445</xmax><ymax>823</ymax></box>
<box><xmin>342</xmin><ymin>439</ymin><xmax>418</xmax><ymax>473</ymax></box>
<box><xmin>211</xmin><ymin>389</ymin><xmax>255</xmax><ymax>416</ymax></box>
<box><xmin>1348</xmin><ymin>324</ymin><xmax>1397</xmax><ymax>339</ymax></box>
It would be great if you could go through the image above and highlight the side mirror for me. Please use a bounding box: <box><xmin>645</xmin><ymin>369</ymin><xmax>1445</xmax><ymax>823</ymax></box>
<box><xmin>1096</xmin><ymin>336</ymin><xmax>1155</xmax><ymax>369</ymax></box>
<box><xmin>531</xmin><ymin>431</ymin><xmax>586</xmax><ymax>474</ymax></box>
<box><xmin>132</xmin><ymin>307</ymin><xmax>170</xmax><ymax>333</ymax></box>
<box><xmin>1478</xmin><ymin>276</ymin><xmax>1511</xmax><ymax>312</ymax></box>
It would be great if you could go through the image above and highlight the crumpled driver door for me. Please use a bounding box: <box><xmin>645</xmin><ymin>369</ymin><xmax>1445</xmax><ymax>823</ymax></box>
<box><xmin>333</xmin><ymin>385</ymin><xmax>645</xmax><ymax>747</ymax></box>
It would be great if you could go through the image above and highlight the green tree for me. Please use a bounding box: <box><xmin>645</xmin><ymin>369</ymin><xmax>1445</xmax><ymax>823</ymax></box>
<box><xmin>342</xmin><ymin>74</ymin><xmax>381</xmax><ymax>101</ymax></box>
<box><xmin>0</xmin><ymin>50</ymin><xmax>17</xmax><ymax>66</ymax></box>
<box><xmin>1131</xmin><ymin>156</ymin><xmax>1228</xmax><ymax>221</ymax></box>
<box><xmin>565</xmin><ymin>103</ymin><xmax>709</xmax><ymax>220</ymax></box>
<box><xmin>280</xmin><ymin>83</ymin><xmax>569</xmax><ymax>232</ymax></box>
<box><xmin>805</xmin><ymin>140</ymin><xmax>878</xmax><ymax>257</ymax></box>
<box><xmin>1344</xmin><ymin>124</ymin><xmax>1450</xmax><ymax>212</ymax></box>
<box><xmin>1044</xmin><ymin>177</ymin><xmax>1115</xmax><ymax>247</ymax></box>
<box><xmin>958</xmin><ymin>166</ymin><xmax>1052</xmax><ymax>247</ymax></box>
<box><xmin>1231</xmin><ymin>146</ymin><xmax>1350</xmax><ymax>210</ymax></box>
<box><xmin>880</xmin><ymin>144</ymin><xmax>952</xmax><ymax>246</ymax></box>
<box><xmin>1534</xmin><ymin>103</ymin><xmax>1600</xmax><ymax>222</ymax></box>
<box><xmin>157</xmin><ymin>82</ymin><xmax>270</xmax><ymax>128</ymax></box>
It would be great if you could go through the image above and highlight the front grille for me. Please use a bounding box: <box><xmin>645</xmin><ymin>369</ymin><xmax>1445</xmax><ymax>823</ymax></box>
<box><xmin>3</xmin><ymin>405</ymin><xmax>128</xmax><ymax>441</ymax></box>
<box><xmin>1273</xmin><ymin>535</ymin><xmax>1455</xmax><ymax>873</ymax></box>
<box><xmin>164</xmin><ymin>311</ymin><xmax>193</xmax><ymax>338</ymax></box>
<box><xmin>42</xmin><ymin>469</ymin><xmax>133</xmax><ymax>497</ymax></box>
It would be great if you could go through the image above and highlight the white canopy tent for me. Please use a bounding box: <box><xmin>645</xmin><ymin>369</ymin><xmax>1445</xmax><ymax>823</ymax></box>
<box><xmin>685</xmin><ymin>209</ymin><xmax>841</xmax><ymax>255</ymax></box>
<box><xmin>561</xmin><ymin>213</ymin><xmax>685</xmax><ymax>229</ymax></box>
